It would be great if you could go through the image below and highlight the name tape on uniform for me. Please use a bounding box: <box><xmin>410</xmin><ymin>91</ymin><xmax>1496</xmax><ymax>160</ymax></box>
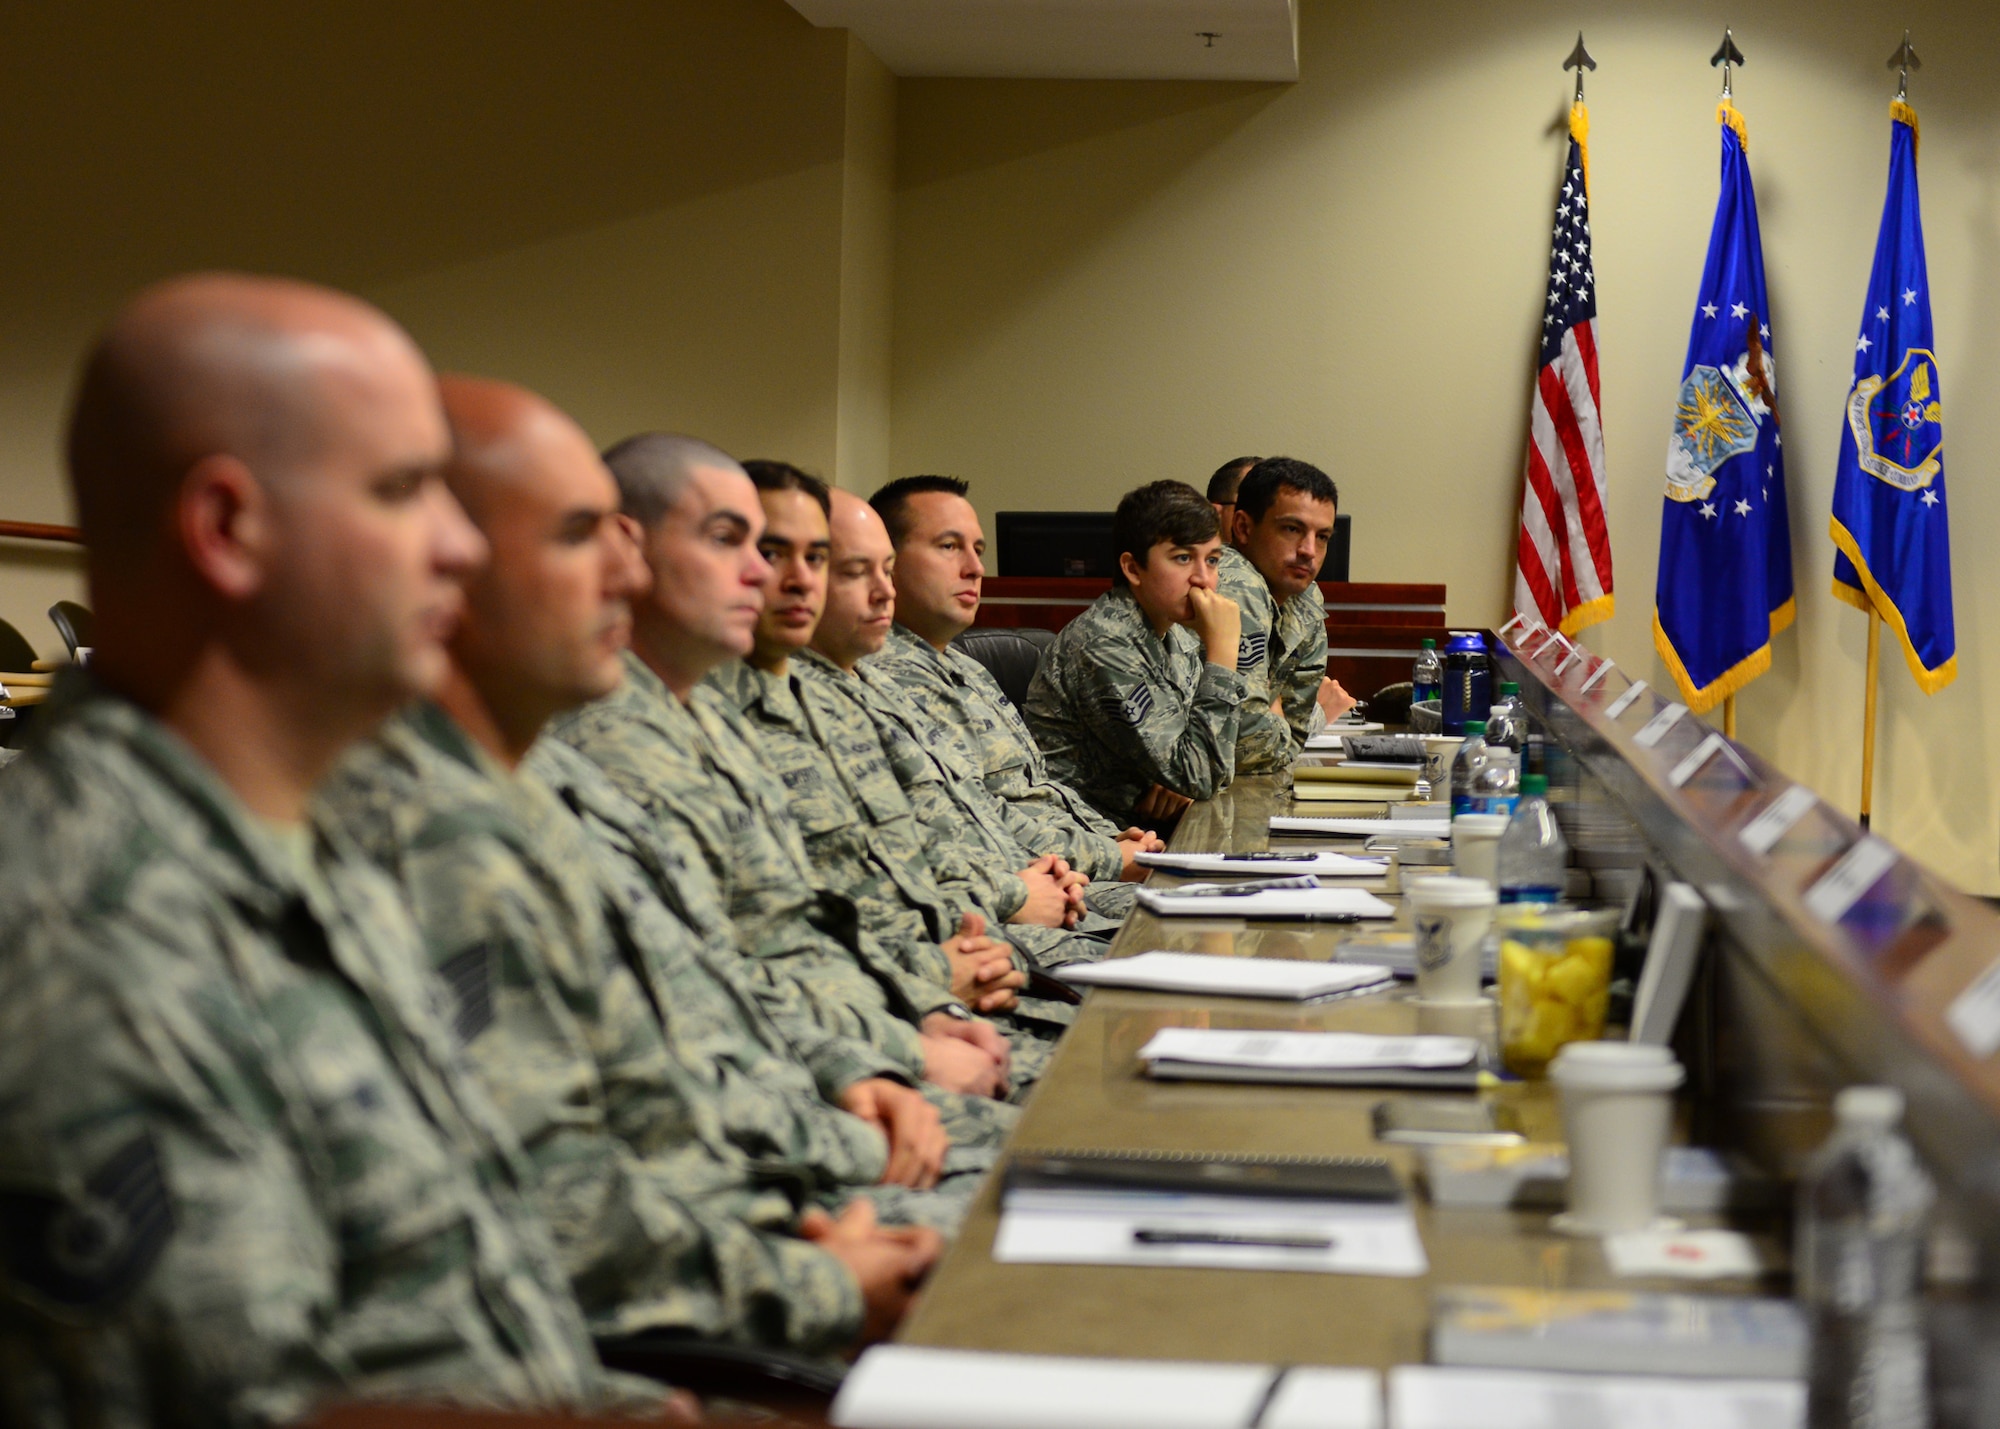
<box><xmin>1633</xmin><ymin>703</ymin><xmax>1689</xmax><ymax>749</ymax></box>
<box><xmin>1738</xmin><ymin>785</ymin><xmax>1817</xmax><ymax>856</ymax></box>
<box><xmin>1803</xmin><ymin>837</ymin><xmax>1899</xmax><ymax>924</ymax></box>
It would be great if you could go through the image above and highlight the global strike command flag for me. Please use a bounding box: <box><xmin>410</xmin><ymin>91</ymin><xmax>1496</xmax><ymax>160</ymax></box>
<box><xmin>1513</xmin><ymin>99</ymin><xmax>1614</xmax><ymax>636</ymax></box>
<box><xmin>1654</xmin><ymin>101</ymin><xmax>1795</xmax><ymax>714</ymax></box>
<box><xmin>1830</xmin><ymin>100</ymin><xmax>1957</xmax><ymax>692</ymax></box>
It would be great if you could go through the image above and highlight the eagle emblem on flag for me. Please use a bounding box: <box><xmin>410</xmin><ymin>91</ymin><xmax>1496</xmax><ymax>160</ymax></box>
<box><xmin>1846</xmin><ymin>347</ymin><xmax>1942</xmax><ymax>491</ymax></box>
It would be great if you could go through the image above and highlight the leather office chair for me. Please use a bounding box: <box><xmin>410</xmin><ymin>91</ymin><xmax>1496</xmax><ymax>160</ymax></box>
<box><xmin>1365</xmin><ymin>681</ymin><xmax>1414</xmax><ymax>726</ymax></box>
<box><xmin>951</xmin><ymin>626</ymin><xmax>1055</xmax><ymax>710</ymax></box>
<box><xmin>48</xmin><ymin>600</ymin><xmax>93</xmax><ymax>659</ymax></box>
<box><xmin>0</xmin><ymin>618</ymin><xmax>41</xmax><ymax>674</ymax></box>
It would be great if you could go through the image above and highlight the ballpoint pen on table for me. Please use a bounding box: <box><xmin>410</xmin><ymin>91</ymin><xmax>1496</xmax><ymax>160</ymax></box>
<box><xmin>1132</xmin><ymin>1229</ymin><xmax>1336</xmax><ymax>1251</ymax></box>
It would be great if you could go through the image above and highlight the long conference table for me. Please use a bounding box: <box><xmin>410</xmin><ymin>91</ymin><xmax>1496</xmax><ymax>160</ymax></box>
<box><xmin>896</xmin><ymin>776</ymin><xmax>1778</xmax><ymax>1371</ymax></box>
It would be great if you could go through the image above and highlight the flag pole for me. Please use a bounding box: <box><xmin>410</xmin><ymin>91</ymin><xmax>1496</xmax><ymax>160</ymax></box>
<box><xmin>1860</xmin><ymin>611</ymin><xmax>1881</xmax><ymax>830</ymax></box>
<box><xmin>1723</xmin><ymin>695</ymin><xmax>1736</xmax><ymax>739</ymax></box>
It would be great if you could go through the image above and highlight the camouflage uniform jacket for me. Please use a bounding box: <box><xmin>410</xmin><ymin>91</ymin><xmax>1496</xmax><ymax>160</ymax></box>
<box><xmin>317</xmin><ymin>706</ymin><xmax>864</xmax><ymax>1353</ymax></box>
<box><xmin>552</xmin><ymin>654</ymin><xmax>952</xmax><ymax>1080</ymax></box>
<box><xmin>872</xmin><ymin>623</ymin><xmax>1124</xmax><ymax>881</ymax></box>
<box><xmin>0</xmin><ymin>683</ymin><xmax>647</xmax><ymax>1424</ymax></box>
<box><xmin>1215</xmin><ymin>545</ymin><xmax>1329</xmax><ymax>773</ymax></box>
<box><xmin>703</xmin><ymin>660</ymin><xmax>961</xmax><ymax>990</ymax></box>
<box><xmin>1022</xmin><ymin>587</ymin><xmax>1246</xmax><ymax>825</ymax></box>
<box><xmin>526</xmin><ymin>738</ymin><xmax>1009</xmax><ymax>1229</ymax></box>
<box><xmin>811</xmin><ymin>652</ymin><xmax>1121</xmax><ymax>968</ymax></box>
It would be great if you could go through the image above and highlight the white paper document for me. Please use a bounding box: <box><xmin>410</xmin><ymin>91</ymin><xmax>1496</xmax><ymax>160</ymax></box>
<box><xmin>996</xmin><ymin>1188</ymin><xmax>1428</xmax><ymax>1277</ymax></box>
<box><xmin>831</xmin><ymin>1349</ymin><xmax>1383</xmax><ymax>1429</ymax></box>
<box><xmin>1271</xmin><ymin>817</ymin><xmax>1452</xmax><ymax>840</ymax></box>
<box><xmin>1138</xmin><ymin>850</ymin><xmax>1390</xmax><ymax>877</ymax></box>
<box><xmin>1139</xmin><ymin>1028</ymin><xmax>1479</xmax><ymax>1072</ymax></box>
<box><xmin>1137</xmin><ymin>886</ymin><xmax>1396</xmax><ymax>920</ymax></box>
<box><xmin>1388</xmin><ymin>1365</ymin><xmax>1802</xmax><ymax>1429</ymax></box>
<box><xmin>1603</xmin><ymin>1228</ymin><xmax>1773</xmax><ymax>1280</ymax></box>
<box><xmin>830</xmin><ymin>1346</ymin><xmax>1275</xmax><ymax>1429</ymax></box>
<box><xmin>1057</xmin><ymin>952</ymin><xmax>1396</xmax><ymax>1000</ymax></box>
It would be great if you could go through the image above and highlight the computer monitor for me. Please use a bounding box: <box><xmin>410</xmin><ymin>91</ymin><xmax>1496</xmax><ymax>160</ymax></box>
<box><xmin>995</xmin><ymin>511</ymin><xmax>1351</xmax><ymax>581</ymax></box>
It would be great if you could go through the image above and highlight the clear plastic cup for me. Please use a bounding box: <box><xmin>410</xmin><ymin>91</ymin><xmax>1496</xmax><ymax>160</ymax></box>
<box><xmin>1497</xmin><ymin>906</ymin><xmax>1619</xmax><ymax>1077</ymax></box>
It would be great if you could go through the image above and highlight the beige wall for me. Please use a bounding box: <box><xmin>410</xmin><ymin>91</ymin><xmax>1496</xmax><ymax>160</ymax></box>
<box><xmin>891</xmin><ymin>0</ymin><xmax>2000</xmax><ymax>893</ymax></box>
<box><xmin>0</xmin><ymin>0</ymin><xmax>888</xmax><ymax>658</ymax></box>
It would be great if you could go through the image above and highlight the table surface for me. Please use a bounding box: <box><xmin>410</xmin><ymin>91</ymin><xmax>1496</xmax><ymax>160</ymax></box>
<box><xmin>897</xmin><ymin>776</ymin><xmax>1777</xmax><ymax>1368</ymax></box>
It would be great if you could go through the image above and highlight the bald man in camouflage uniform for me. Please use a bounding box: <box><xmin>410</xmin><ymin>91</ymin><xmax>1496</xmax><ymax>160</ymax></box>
<box><xmin>0</xmin><ymin>275</ymin><xmax>665</xmax><ymax>1419</ymax></box>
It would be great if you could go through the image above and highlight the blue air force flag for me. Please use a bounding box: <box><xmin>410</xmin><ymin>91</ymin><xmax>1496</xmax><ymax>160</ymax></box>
<box><xmin>1830</xmin><ymin>101</ymin><xmax>1956</xmax><ymax>693</ymax></box>
<box><xmin>1653</xmin><ymin>102</ymin><xmax>1795</xmax><ymax>714</ymax></box>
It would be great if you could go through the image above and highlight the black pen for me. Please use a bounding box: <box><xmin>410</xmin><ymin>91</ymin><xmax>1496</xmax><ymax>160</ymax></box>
<box><xmin>1132</xmin><ymin>1228</ymin><xmax>1335</xmax><ymax>1251</ymax></box>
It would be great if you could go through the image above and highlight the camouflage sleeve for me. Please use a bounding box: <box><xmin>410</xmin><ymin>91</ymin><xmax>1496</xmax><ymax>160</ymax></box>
<box><xmin>1278</xmin><ymin>603</ymin><xmax>1330</xmax><ymax>743</ymax></box>
<box><xmin>1228</xmin><ymin>586</ymin><xmax>1302</xmax><ymax>776</ymax></box>
<box><xmin>370</xmin><ymin>817</ymin><xmax>867</xmax><ymax>1355</ymax></box>
<box><xmin>1071</xmin><ymin>641</ymin><xmax>1245</xmax><ymax>800</ymax></box>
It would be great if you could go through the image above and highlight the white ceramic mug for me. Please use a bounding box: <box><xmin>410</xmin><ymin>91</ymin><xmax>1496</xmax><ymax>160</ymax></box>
<box><xmin>1550</xmin><ymin>1042</ymin><xmax>1686</xmax><ymax>1234</ymax></box>
<box><xmin>1451</xmin><ymin>813</ymin><xmax>1510</xmax><ymax>890</ymax></box>
<box><xmin>1407</xmin><ymin>875</ymin><xmax>1496</xmax><ymax>1004</ymax></box>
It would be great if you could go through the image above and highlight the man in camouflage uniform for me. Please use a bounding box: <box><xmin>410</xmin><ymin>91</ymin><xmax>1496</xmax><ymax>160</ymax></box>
<box><xmin>1024</xmin><ymin>479</ymin><xmax>1246</xmax><ymax>828</ymax></box>
<box><xmin>866</xmin><ymin>474</ymin><xmax>1159</xmax><ymax>914</ymax></box>
<box><xmin>319</xmin><ymin>378</ymin><xmax>949</xmax><ymax>1361</ymax></box>
<box><xmin>721</xmin><ymin>468</ymin><xmax>1079</xmax><ymax>1094</ymax></box>
<box><xmin>553</xmin><ymin>433</ymin><xmax>1018</xmax><ymax>1110</ymax></box>
<box><xmin>1216</xmin><ymin>456</ymin><xmax>1351</xmax><ymax>773</ymax></box>
<box><xmin>804</xmin><ymin>491</ymin><xmax>1121</xmax><ymax>972</ymax></box>
<box><xmin>0</xmin><ymin>276</ymin><xmax>673</xmax><ymax>1421</ymax></box>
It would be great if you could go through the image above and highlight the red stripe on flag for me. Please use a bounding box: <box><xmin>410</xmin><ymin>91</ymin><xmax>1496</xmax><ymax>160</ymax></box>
<box><xmin>1574</xmin><ymin>316</ymin><xmax>1602</xmax><ymax>414</ymax></box>
<box><xmin>1524</xmin><ymin>422</ymin><xmax>1585</xmax><ymax>612</ymax></box>
<box><xmin>1555</xmin><ymin>330</ymin><xmax>1614</xmax><ymax>593</ymax></box>
<box><xmin>1515</xmin><ymin>513</ymin><xmax>1561</xmax><ymax>625</ymax></box>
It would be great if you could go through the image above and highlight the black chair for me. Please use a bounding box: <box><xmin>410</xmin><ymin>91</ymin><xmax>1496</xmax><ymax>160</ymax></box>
<box><xmin>1365</xmin><ymin>680</ymin><xmax>1414</xmax><ymax>726</ymax></box>
<box><xmin>594</xmin><ymin>1334</ymin><xmax>843</xmax><ymax>1422</ymax></box>
<box><xmin>951</xmin><ymin>626</ymin><xmax>1055</xmax><ymax>710</ymax></box>
<box><xmin>49</xmin><ymin>601</ymin><xmax>93</xmax><ymax>659</ymax></box>
<box><xmin>0</xmin><ymin>618</ymin><xmax>40</xmax><ymax>673</ymax></box>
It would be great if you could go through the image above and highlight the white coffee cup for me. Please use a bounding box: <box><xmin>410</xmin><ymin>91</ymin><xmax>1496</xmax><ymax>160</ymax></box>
<box><xmin>1550</xmin><ymin>1042</ymin><xmax>1686</xmax><ymax>1235</ymax></box>
<box><xmin>1451</xmin><ymin>813</ymin><xmax>1510</xmax><ymax>890</ymax></box>
<box><xmin>1406</xmin><ymin>875</ymin><xmax>1496</xmax><ymax>1004</ymax></box>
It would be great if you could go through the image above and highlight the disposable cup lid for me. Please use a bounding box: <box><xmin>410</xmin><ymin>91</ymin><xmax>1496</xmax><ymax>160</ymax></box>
<box><xmin>1406</xmin><ymin>875</ymin><xmax>1498</xmax><ymax>910</ymax></box>
<box><xmin>1550</xmin><ymin>1041</ymin><xmax>1685</xmax><ymax>1093</ymax></box>
<box><xmin>1452</xmin><ymin>814</ymin><xmax>1510</xmax><ymax>837</ymax></box>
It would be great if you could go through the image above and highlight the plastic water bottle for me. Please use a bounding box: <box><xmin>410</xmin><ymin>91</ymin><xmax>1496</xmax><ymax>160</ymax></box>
<box><xmin>1495</xmin><ymin>774</ymin><xmax>1563</xmax><ymax>903</ymax></box>
<box><xmin>1440</xmin><ymin>633</ymin><xmax>1491</xmax><ymax>735</ymax></box>
<box><xmin>1799</xmin><ymin>1086</ymin><xmax>1934</xmax><ymax>1429</ymax></box>
<box><xmin>1412</xmin><ymin>638</ymin><xmax>1442</xmax><ymax>708</ymax></box>
<box><xmin>1470</xmin><ymin>744</ymin><xmax>1520</xmax><ymax>817</ymax></box>
<box><xmin>1448</xmin><ymin>722</ymin><xmax>1488</xmax><ymax>818</ymax></box>
<box><xmin>1486</xmin><ymin>681</ymin><xmax>1525</xmax><ymax>753</ymax></box>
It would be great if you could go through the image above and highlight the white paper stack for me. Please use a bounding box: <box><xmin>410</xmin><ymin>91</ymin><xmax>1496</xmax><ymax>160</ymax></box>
<box><xmin>1272</xmin><ymin>816</ymin><xmax>1452</xmax><ymax>840</ymax></box>
<box><xmin>1137</xmin><ymin>850</ymin><xmax>1389</xmax><ymax>878</ymax></box>
<box><xmin>1135</xmin><ymin>885</ymin><xmax>1397</xmax><ymax>920</ymax></box>
<box><xmin>830</xmin><ymin>1348</ymin><xmax>1384</xmax><ymax>1429</ymax></box>
<box><xmin>1057</xmin><ymin>951</ymin><xmax>1396</xmax><ymax>1001</ymax></box>
<box><xmin>1139</xmin><ymin>1029</ymin><xmax>1482</xmax><ymax>1088</ymax></box>
<box><xmin>1387</xmin><ymin>1365</ymin><xmax>1802</xmax><ymax>1429</ymax></box>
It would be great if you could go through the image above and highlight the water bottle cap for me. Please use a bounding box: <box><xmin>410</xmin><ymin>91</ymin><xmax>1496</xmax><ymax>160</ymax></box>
<box><xmin>1520</xmin><ymin>774</ymin><xmax>1548</xmax><ymax>795</ymax></box>
<box><xmin>1500</xmin><ymin>682</ymin><xmax>1519</xmax><ymax>696</ymax></box>
<box><xmin>1420</xmin><ymin>638</ymin><xmax>1437</xmax><ymax>649</ymax></box>
<box><xmin>1462</xmin><ymin>720</ymin><xmax>1487</xmax><ymax>735</ymax></box>
<box><xmin>1834</xmin><ymin>1085</ymin><xmax>1904</xmax><ymax>1128</ymax></box>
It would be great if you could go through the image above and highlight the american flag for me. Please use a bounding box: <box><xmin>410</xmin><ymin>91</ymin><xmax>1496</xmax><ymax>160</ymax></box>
<box><xmin>1514</xmin><ymin>103</ymin><xmax>1614</xmax><ymax>635</ymax></box>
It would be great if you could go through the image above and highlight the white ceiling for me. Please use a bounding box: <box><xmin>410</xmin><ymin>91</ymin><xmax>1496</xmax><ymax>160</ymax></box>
<box><xmin>783</xmin><ymin>0</ymin><xmax>1298</xmax><ymax>81</ymax></box>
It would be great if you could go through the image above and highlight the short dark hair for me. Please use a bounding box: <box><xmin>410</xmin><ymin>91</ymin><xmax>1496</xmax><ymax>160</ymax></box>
<box><xmin>743</xmin><ymin>458</ymin><xmax>830</xmax><ymax>516</ymax></box>
<box><xmin>602</xmin><ymin>432</ymin><xmax>741</xmax><ymax>528</ymax></box>
<box><xmin>1111</xmin><ymin>480</ymin><xmax>1219</xmax><ymax>587</ymax></box>
<box><xmin>1235</xmin><ymin>456</ymin><xmax>1337</xmax><ymax>525</ymax></box>
<box><xmin>869</xmin><ymin>474</ymin><xmax>968</xmax><ymax>546</ymax></box>
<box><xmin>1206</xmin><ymin>457</ymin><xmax>1259</xmax><ymax>505</ymax></box>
